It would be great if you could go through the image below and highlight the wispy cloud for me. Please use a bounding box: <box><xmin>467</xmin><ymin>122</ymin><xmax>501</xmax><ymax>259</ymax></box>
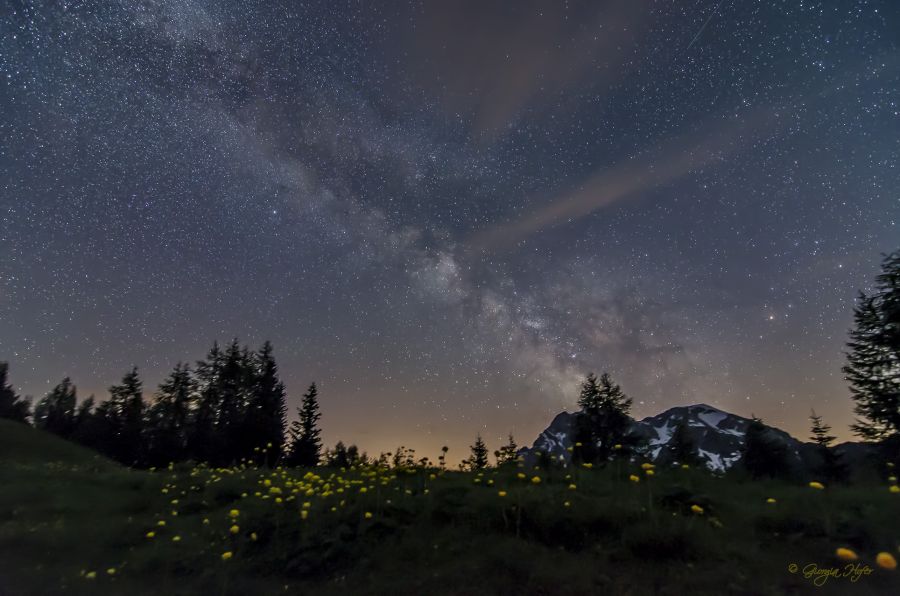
<box><xmin>467</xmin><ymin>104</ymin><xmax>785</xmax><ymax>252</ymax></box>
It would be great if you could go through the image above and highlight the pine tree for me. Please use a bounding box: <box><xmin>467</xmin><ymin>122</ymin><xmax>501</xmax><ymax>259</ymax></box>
<box><xmin>495</xmin><ymin>433</ymin><xmax>519</xmax><ymax>465</ymax></box>
<box><xmin>740</xmin><ymin>416</ymin><xmax>789</xmax><ymax>479</ymax></box>
<box><xmin>809</xmin><ymin>410</ymin><xmax>847</xmax><ymax>483</ymax></box>
<box><xmin>466</xmin><ymin>434</ymin><xmax>489</xmax><ymax>470</ymax></box>
<box><xmin>190</xmin><ymin>342</ymin><xmax>223</xmax><ymax>463</ymax></box>
<box><xmin>573</xmin><ymin>372</ymin><xmax>634</xmax><ymax>464</ymax></box>
<box><xmin>215</xmin><ymin>340</ymin><xmax>251</xmax><ymax>464</ymax></box>
<box><xmin>667</xmin><ymin>421</ymin><xmax>698</xmax><ymax>465</ymax></box>
<box><xmin>147</xmin><ymin>363</ymin><xmax>195</xmax><ymax>466</ymax></box>
<box><xmin>33</xmin><ymin>378</ymin><xmax>77</xmax><ymax>437</ymax></box>
<box><xmin>844</xmin><ymin>251</ymin><xmax>900</xmax><ymax>459</ymax></box>
<box><xmin>107</xmin><ymin>367</ymin><xmax>145</xmax><ymax>466</ymax></box>
<box><xmin>71</xmin><ymin>395</ymin><xmax>98</xmax><ymax>448</ymax></box>
<box><xmin>288</xmin><ymin>382</ymin><xmax>321</xmax><ymax>467</ymax></box>
<box><xmin>0</xmin><ymin>362</ymin><xmax>30</xmax><ymax>422</ymax></box>
<box><xmin>249</xmin><ymin>341</ymin><xmax>287</xmax><ymax>464</ymax></box>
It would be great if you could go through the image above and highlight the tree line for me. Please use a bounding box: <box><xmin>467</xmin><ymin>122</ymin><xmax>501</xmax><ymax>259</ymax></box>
<box><xmin>0</xmin><ymin>340</ymin><xmax>324</xmax><ymax>468</ymax></box>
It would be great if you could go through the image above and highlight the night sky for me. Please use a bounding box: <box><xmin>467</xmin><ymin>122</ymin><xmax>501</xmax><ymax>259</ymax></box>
<box><xmin>2</xmin><ymin>1</ymin><xmax>898</xmax><ymax>459</ymax></box>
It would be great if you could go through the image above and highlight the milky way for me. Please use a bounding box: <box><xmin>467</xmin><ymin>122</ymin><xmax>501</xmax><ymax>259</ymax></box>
<box><xmin>1</xmin><ymin>1</ymin><xmax>898</xmax><ymax>458</ymax></box>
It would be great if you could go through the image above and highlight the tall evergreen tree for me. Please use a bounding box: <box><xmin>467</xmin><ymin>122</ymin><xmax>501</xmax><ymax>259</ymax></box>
<box><xmin>809</xmin><ymin>410</ymin><xmax>847</xmax><ymax>482</ymax></box>
<box><xmin>215</xmin><ymin>340</ymin><xmax>251</xmax><ymax>464</ymax></box>
<box><xmin>844</xmin><ymin>250</ymin><xmax>900</xmax><ymax>459</ymax></box>
<box><xmin>740</xmin><ymin>416</ymin><xmax>789</xmax><ymax>479</ymax></box>
<box><xmin>107</xmin><ymin>367</ymin><xmax>145</xmax><ymax>466</ymax></box>
<box><xmin>147</xmin><ymin>363</ymin><xmax>195</xmax><ymax>466</ymax></box>
<box><xmin>667</xmin><ymin>421</ymin><xmax>698</xmax><ymax>465</ymax></box>
<box><xmin>33</xmin><ymin>378</ymin><xmax>77</xmax><ymax>437</ymax></box>
<box><xmin>248</xmin><ymin>341</ymin><xmax>287</xmax><ymax>464</ymax></box>
<box><xmin>572</xmin><ymin>372</ymin><xmax>634</xmax><ymax>464</ymax></box>
<box><xmin>71</xmin><ymin>395</ymin><xmax>98</xmax><ymax>448</ymax></box>
<box><xmin>190</xmin><ymin>342</ymin><xmax>223</xmax><ymax>463</ymax></box>
<box><xmin>466</xmin><ymin>434</ymin><xmax>489</xmax><ymax>470</ymax></box>
<box><xmin>288</xmin><ymin>382</ymin><xmax>321</xmax><ymax>467</ymax></box>
<box><xmin>0</xmin><ymin>362</ymin><xmax>30</xmax><ymax>422</ymax></box>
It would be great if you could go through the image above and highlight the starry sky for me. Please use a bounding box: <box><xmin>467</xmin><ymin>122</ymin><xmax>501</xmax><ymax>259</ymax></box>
<box><xmin>1</xmin><ymin>1</ymin><xmax>898</xmax><ymax>459</ymax></box>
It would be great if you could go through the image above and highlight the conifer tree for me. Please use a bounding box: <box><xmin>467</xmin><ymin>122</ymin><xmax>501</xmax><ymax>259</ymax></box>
<box><xmin>216</xmin><ymin>340</ymin><xmax>250</xmax><ymax>464</ymax></box>
<box><xmin>33</xmin><ymin>377</ymin><xmax>77</xmax><ymax>437</ymax></box>
<box><xmin>0</xmin><ymin>362</ymin><xmax>30</xmax><ymax>422</ymax></box>
<box><xmin>844</xmin><ymin>250</ymin><xmax>900</xmax><ymax>459</ymax></box>
<box><xmin>147</xmin><ymin>363</ymin><xmax>195</xmax><ymax>466</ymax></box>
<box><xmin>740</xmin><ymin>416</ymin><xmax>789</xmax><ymax>479</ymax></box>
<box><xmin>572</xmin><ymin>372</ymin><xmax>634</xmax><ymax>464</ymax></box>
<box><xmin>495</xmin><ymin>433</ymin><xmax>519</xmax><ymax>465</ymax></box>
<box><xmin>467</xmin><ymin>434</ymin><xmax>489</xmax><ymax>470</ymax></box>
<box><xmin>249</xmin><ymin>341</ymin><xmax>287</xmax><ymax>464</ymax></box>
<box><xmin>809</xmin><ymin>410</ymin><xmax>847</xmax><ymax>482</ymax></box>
<box><xmin>190</xmin><ymin>342</ymin><xmax>223</xmax><ymax>463</ymax></box>
<box><xmin>667</xmin><ymin>420</ymin><xmax>698</xmax><ymax>466</ymax></box>
<box><xmin>288</xmin><ymin>382</ymin><xmax>321</xmax><ymax>467</ymax></box>
<box><xmin>107</xmin><ymin>367</ymin><xmax>145</xmax><ymax>466</ymax></box>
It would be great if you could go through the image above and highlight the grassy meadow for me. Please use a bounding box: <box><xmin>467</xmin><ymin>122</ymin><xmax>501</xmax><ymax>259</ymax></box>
<box><xmin>1</xmin><ymin>420</ymin><xmax>898</xmax><ymax>595</ymax></box>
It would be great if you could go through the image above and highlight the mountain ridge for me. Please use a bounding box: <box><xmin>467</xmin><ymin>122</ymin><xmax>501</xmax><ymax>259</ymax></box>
<box><xmin>519</xmin><ymin>403</ymin><xmax>876</xmax><ymax>473</ymax></box>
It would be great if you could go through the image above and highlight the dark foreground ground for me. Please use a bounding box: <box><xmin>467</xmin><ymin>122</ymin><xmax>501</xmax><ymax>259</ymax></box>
<box><xmin>1</xmin><ymin>420</ymin><xmax>898</xmax><ymax>595</ymax></box>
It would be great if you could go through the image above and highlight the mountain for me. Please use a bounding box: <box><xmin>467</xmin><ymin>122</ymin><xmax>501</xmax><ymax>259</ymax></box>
<box><xmin>519</xmin><ymin>403</ymin><xmax>878</xmax><ymax>474</ymax></box>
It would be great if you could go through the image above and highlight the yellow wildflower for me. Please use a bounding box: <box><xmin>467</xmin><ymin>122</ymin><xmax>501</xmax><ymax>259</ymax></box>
<box><xmin>835</xmin><ymin>547</ymin><xmax>858</xmax><ymax>561</ymax></box>
<box><xmin>146</xmin><ymin>531</ymin><xmax>155</xmax><ymax>539</ymax></box>
<box><xmin>364</xmin><ymin>511</ymin><xmax>373</xmax><ymax>519</ymax></box>
<box><xmin>809</xmin><ymin>481</ymin><xmax>825</xmax><ymax>490</ymax></box>
<box><xmin>531</xmin><ymin>476</ymin><xmax>541</xmax><ymax>485</ymax></box>
<box><xmin>568</xmin><ymin>484</ymin><xmax>577</xmax><ymax>490</ymax></box>
<box><xmin>629</xmin><ymin>474</ymin><xmax>640</xmax><ymax>483</ymax></box>
<box><xmin>229</xmin><ymin>525</ymin><xmax>239</xmax><ymax>535</ymax></box>
<box><xmin>229</xmin><ymin>509</ymin><xmax>240</xmax><ymax>519</ymax></box>
<box><xmin>690</xmin><ymin>504</ymin><xmax>704</xmax><ymax>515</ymax></box>
<box><xmin>300</xmin><ymin>510</ymin><xmax>308</xmax><ymax>520</ymax></box>
<box><xmin>85</xmin><ymin>571</ymin><xmax>97</xmax><ymax>580</ymax></box>
<box><xmin>641</xmin><ymin>463</ymin><xmax>655</xmax><ymax>470</ymax></box>
<box><xmin>564</xmin><ymin>501</ymin><xmax>571</xmax><ymax>507</ymax></box>
<box><xmin>106</xmin><ymin>568</ymin><xmax>116</xmax><ymax>576</ymax></box>
<box><xmin>203</xmin><ymin>518</ymin><xmax>210</xmax><ymax>525</ymax></box>
<box><xmin>614</xmin><ymin>444</ymin><xmax>622</xmax><ymax>450</ymax></box>
<box><xmin>157</xmin><ymin>520</ymin><xmax>166</xmax><ymax>527</ymax></box>
<box><xmin>251</xmin><ymin>532</ymin><xmax>258</xmax><ymax>541</ymax></box>
<box><xmin>498</xmin><ymin>490</ymin><xmax>507</xmax><ymax>497</ymax></box>
<box><xmin>766</xmin><ymin>498</ymin><xmax>777</xmax><ymax>504</ymax></box>
<box><xmin>516</xmin><ymin>472</ymin><xmax>526</xmax><ymax>480</ymax></box>
<box><xmin>681</xmin><ymin>464</ymin><xmax>690</xmax><ymax>470</ymax></box>
<box><xmin>645</xmin><ymin>469</ymin><xmax>655</xmax><ymax>476</ymax></box>
<box><xmin>221</xmin><ymin>551</ymin><xmax>233</xmax><ymax>561</ymax></box>
<box><xmin>582</xmin><ymin>463</ymin><xmax>593</xmax><ymax>470</ymax></box>
<box><xmin>890</xmin><ymin>485</ymin><xmax>900</xmax><ymax>494</ymax></box>
<box><xmin>876</xmin><ymin>552</ymin><xmax>897</xmax><ymax>570</ymax></box>
<box><xmin>172</xmin><ymin>535</ymin><xmax>181</xmax><ymax>542</ymax></box>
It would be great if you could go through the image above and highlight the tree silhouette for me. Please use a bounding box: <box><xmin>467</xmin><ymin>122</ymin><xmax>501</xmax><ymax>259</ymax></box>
<box><xmin>573</xmin><ymin>372</ymin><xmax>634</xmax><ymax>464</ymax></box>
<box><xmin>844</xmin><ymin>250</ymin><xmax>900</xmax><ymax>460</ymax></box>
<box><xmin>288</xmin><ymin>382</ymin><xmax>321</xmax><ymax>467</ymax></box>
<box><xmin>33</xmin><ymin>378</ymin><xmax>77</xmax><ymax>437</ymax></box>
<box><xmin>466</xmin><ymin>434</ymin><xmax>489</xmax><ymax>470</ymax></box>
<box><xmin>0</xmin><ymin>362</ymin><xmax>30</xmax><ymax>422</ymax></box>
<box><xmin>809</xmin><ymin>410</ymin><xmax>847</xmax><ymax>482</ymax></box>
<box><xmin>740</xmin><ymin>416</ymin><xmax>789</xmax><ymax>479</ymax></box>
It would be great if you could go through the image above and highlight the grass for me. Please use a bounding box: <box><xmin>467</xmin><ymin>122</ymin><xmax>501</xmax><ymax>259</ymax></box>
<box><xmin>1</xmin><ymin>420</ymin><xmax>898</xmax><ymax>595</ymax></box>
